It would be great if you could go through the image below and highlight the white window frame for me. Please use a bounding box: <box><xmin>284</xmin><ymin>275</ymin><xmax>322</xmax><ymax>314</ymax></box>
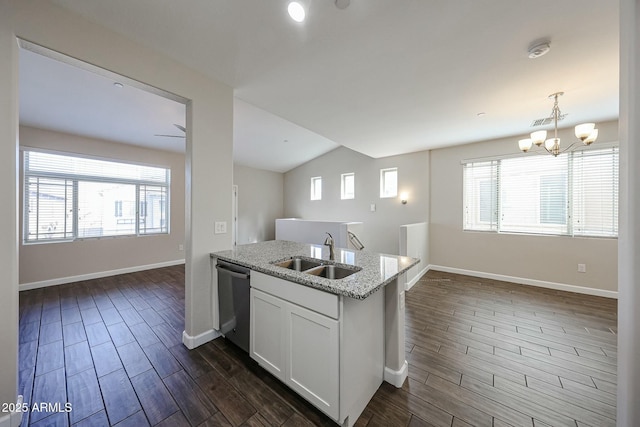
<box><xmin>380</xmin><ymin>167</ymin><xmax>398</xmax><ymax>198</ymax></box>
<box><xmin>23</xmin><ymin>149</ymin><xmax>170</xmax><ymax>244</ymax></box>
<box><xmin>310</xmin><ymin>176</ymin><xmax>322</xmax><ymax>201</ymax></box>
<box><xmin>462</xmin><ymin>145</ymin><xmax>618</xmax><ymax>238</ymax></box>
<box><xmin>341</xmin><ymin>173</ymin><xmax>355</xmax><ymax>200</ymax></box>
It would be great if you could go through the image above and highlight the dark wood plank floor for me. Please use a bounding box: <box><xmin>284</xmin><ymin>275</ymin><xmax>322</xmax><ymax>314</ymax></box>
<box><xmin>18</xmin><ymin>266</ymin><xmax>617</xmax><ymax>426</ymax></box>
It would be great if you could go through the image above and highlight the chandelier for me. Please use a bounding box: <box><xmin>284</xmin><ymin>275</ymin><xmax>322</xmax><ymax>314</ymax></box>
<box><xmin>518</xmin><ymin>92</ymin><xmax>598</xmax><ymax>157</ymax></box>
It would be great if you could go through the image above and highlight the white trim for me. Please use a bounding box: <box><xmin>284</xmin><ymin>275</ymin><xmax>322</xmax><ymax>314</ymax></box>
<box><xmin>182</xmin><ymin>329</ymin><xmax>220</xmax><ymax>349</ymax></box>
<box><xmin>19</xmin><ymin>259</ymin><xmax>185</xmax><ymax>291</ymax></box>
<box><xmin>427</xmin><ymin>264</ymin><xmax>618</xmax><ymax>299</ymax></box>
<box><xmin>404</xmin><ymin>265</ymin><xmax>429</xmax><ymax>291</ymax></box>
<box><xmin>383</xmin><ymin>360</ymin><xmax>408</xmax><ymax>388</ymax></box>
<box><xmin>18</xmin><ymin>39</ymin><xmax>189</xmax><ymax>104</ymax></box>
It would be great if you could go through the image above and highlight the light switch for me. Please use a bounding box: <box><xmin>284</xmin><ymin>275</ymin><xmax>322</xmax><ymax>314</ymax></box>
<box><xmin>370</xmin><ymin>203</ymin><xmax>376</xmax><ymax>212</ymax></box>
<box><xmin>215</xmin><ymin>221</ymin><xmax>227</xmax><ymax>234</ymax></box>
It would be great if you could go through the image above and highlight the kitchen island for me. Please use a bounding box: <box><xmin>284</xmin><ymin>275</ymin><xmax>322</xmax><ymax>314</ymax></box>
<box><xmin>211</xmin><ymin>240</ymin><xmax>419</xmax><ymax>427</ymax></box>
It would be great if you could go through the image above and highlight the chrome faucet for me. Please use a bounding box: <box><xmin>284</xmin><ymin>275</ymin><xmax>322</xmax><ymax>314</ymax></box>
<box><xmin>324</xmin><ymin>232</ymin><xmax>335</xmax><ymax>261</ymax></box>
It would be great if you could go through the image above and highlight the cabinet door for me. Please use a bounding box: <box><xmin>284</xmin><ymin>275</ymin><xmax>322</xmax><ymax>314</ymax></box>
<box><xmin>250</xmin><ymin>288</ymin><xmax>286</xmax><ymax>381</ymax></box>
<box><xmin>286</xmin><ymin>303</ymin><xmax>339</xmax><ymax>420</ymax></box>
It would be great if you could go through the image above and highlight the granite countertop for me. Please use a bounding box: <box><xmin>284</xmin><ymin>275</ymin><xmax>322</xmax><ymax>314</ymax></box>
<box><xmin>211</xmin><ymin>240</ymin><xmax>419</xmax><ymax>299</ymax></box>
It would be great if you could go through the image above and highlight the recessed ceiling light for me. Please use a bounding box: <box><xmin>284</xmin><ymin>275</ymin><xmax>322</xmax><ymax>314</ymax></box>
<box><xmin>477</xmin><ymin>112</ymin><xmax>486</xmax><ymax>117</ymax></box>
<box><xmin>288</xmin><ymin>1</ymin><xmax>306</xmax><ymax>22</ymax></box>
<box><xmin>113</xmin><ymin>82</ymin><xmax>124</xmax><ymax>88</ymax></box>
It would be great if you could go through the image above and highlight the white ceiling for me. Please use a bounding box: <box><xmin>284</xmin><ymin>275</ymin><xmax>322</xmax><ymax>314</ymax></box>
<box><xmin>19</xmin><ymin>48</ymin><xmax>338</xmax><ymax>172</ymax></box>
<box><xmin>19</xmin><ymin>48</ymin><xmax>188</xmax><ymax>153</ymax></box>
<box><xmin>25</xmin><ymin>0</ymin><xmax>619</xmax><ymax>171</ymax></box>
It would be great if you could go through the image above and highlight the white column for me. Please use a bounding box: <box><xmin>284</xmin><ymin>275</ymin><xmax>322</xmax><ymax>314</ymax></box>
<box><xmin>618</xmin><ymin>0</ymin><xmax>640</xmax><ymax>425</ymax></box>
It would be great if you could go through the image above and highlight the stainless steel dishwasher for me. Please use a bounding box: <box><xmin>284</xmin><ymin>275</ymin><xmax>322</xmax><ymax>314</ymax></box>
<box><xmin>216</xmin><ymin>259</ymin><xmax>250</xmax><ymax>352</ymax></box>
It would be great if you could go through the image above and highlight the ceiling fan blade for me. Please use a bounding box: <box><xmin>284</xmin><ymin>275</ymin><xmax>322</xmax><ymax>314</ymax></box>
<box><xmin>154</xmin><ymin>134</ymin><xmax>185</xmax><ymax>138</ymax></box>
<box><xmin>174</xmin><ymin>124</ymin><xmax>186</xmax><ymax>133</ymax></box>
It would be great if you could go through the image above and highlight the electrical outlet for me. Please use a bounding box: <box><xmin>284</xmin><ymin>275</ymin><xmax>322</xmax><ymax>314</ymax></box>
<box><xmin>178</xmin><ymin>244</ymin><xmax>184</xmax><ymax>251</ymax></box>
<box><xmin>214</xmin><ymin>221</ymin><xmax>227</xmax><ymax>234</ymax></box>
<box><xmin>577</xmin><ymin>263</ymin><xmax>586</xmax><ymax>273</ymax></box>
<box><xmin>370</xmin><ymin>203</ymin><xmax>376</xmax><ymax>212</ymax></box>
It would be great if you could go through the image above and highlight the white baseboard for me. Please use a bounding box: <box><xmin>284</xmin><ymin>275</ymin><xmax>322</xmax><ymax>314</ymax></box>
<box><xmin>405</xmin><ymin>265</ymin><xmax>430</xmax><ymax>291</ymax></box>
<box><xmin>182</xmin><ymin>329</ymin><xmax>220</xmax><ymax>350</ymax></box>
<box><xmin>19</xmin><ymin>259</ymin><xmax>186</xmax><ymax>291</ymax></box>
<box><xmin>383</xmin><ymin>360</ymin><xmax>408</xmax><ymax>388</ymax></box>
<box><xmin>427</xmin><ymin>264</ymin><xmax>618</xmax><ymax>299</ymax></box>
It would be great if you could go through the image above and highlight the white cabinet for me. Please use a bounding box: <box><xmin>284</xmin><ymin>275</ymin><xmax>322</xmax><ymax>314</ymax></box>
<box><xmin>250</xmin><ymin>286</ymin><xmax>339</xmax><ymax>419</ymax></box>
<box><xmin>250</xmin><ymin>271</ymin><xmax>383</xmax><ymax>426</ymax></box>
<box><xmin>250</xmin><ymin>288</ymin><xmax>286</xmax><ymax>381</ymax></box>
<box><xmin>286</xmin><ymin>298</ymin><xmax>339</xmax><ymax>417</ymax></box>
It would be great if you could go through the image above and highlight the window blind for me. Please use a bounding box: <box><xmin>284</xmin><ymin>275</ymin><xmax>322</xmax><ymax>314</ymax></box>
<box><xmin>500</xmin><ymin>154</ymin><xmax>569</xmax><ymax>235</ymax></box>
<box><xmin>463</xmin><ymin>160</ymin><xmax>498</xmax><ymax>231</ymax></box>
<box><xmin>571</xmin><ymin>147</ymin><xmax>619</xmax><ymax>237</ymax></box>
<box><xmin>462</xmin><ymin>146</ymin><xmax>618</xmax><ymax>238</ymax></box>
<box><xmin>24</xmin><ymin>150</ymin><xmax>170</xmax><ymax>243</ymax></box>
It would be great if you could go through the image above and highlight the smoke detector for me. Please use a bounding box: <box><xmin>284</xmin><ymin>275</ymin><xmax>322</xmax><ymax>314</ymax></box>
<box><xmin>528</xmin><ymin>40</ymin><xmax>551</xmax><ymax>59</ymax></box>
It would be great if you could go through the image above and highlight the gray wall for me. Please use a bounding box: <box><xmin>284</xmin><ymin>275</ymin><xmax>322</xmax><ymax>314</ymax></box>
<box><xmin>283</xmin><ymin>146</ymin><xmax>430</xmax><ymax>255</ymax></box>
<box><xmin>2</xmin><ymin>0</ymin><xmax>233</xmax><ymax>409</ymax></box>
<box><xmin>234</xmin><ymin>164</ymin><xmax>284</xmax><ymax>244</ymax></box>
<box><xmin>19</xmin><ymin>126</ymin><xmax>186</xmax><ymax>285</ymax></box>
<box><xmin>429</xmin><ymin>120</ymin><xmax>619</xmax><ymax>293</ymax></box>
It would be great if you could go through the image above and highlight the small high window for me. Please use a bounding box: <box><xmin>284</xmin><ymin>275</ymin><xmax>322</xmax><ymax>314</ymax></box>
<box><xmin>310</xmin><ymin>176</ymin><xmax>322</xmax><ymax>201</ymax></box>
<box><xmin>380</xmin><ymin>167</ymin><xmax>398</xmax><ymax>198</ymax></box>
<box><xmin>341</xmin><ymin>173</ymin><xmax>355</xmax><ymax>200</ymax></box>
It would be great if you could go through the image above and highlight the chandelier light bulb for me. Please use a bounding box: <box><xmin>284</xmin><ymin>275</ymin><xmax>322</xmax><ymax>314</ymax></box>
<box><xmin>530</xmin><ymin>130</ymin><xmax>547</xmax><ymax>147</ymax></box>
<box><xmin>518</xmin><ymin>138</ymin><xmax>533</xmax><ymax>152</ymax></box>
<box><xmin>584</xmin><ymin>129</ymin><xmax>598</xmax><ymax>145</ymax></box>
<box><xmin>575</xmin><ymin>123</ymin><xmax>596</xmax><ymax>141</ymax></box>
<box><xmin>545</xmin><ymin>138</ymin><xmax>561</xmax><ymax>156</ymax></box>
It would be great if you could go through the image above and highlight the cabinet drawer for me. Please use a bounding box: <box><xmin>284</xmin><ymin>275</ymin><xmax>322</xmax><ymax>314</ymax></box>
<box><xmin>252</xmin><ymin>271</ymin><xmax>339</xmax><ymax>319</ymax></box>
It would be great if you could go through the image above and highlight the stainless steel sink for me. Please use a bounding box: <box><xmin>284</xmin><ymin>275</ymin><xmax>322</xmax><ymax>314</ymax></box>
<box><xmin>271</xmin><ymin>256</ymin><xmax>323</xmax><ymax>272</ymax></box>
<box><xmin>271</xmin><ymin>256</ymin><xmax>361</xmax><ymax>279</ymax></box>
<box><xmin>304</xmin><ymin>264</ymin><xmax>362</xmax><ymax>280</ymax></box>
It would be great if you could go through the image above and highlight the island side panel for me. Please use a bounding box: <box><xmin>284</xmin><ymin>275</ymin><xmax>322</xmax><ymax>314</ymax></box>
<box><xmin>384</xmin><ymin>274</ymin><xmax>408</xmax><ymax>387</ymax></box>
<box><xmin>339</xmin><ymin>291</ymin><xmax>384</xmax><ymax>426</ymax></box>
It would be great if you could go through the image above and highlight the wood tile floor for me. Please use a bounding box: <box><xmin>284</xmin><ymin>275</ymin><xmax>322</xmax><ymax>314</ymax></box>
<box><xmin>18</xmin><ymin>266</ymin><xmax>617</xmax><ymax>426</ymax></box>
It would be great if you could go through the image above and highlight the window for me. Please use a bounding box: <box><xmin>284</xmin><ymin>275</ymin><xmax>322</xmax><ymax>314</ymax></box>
<box><xmin>463</xmin><ymin>161</ymin><xmax>498</xmax><ymax>231</ymax></box>
<box><xmin>463</xmin><ymin>146</ymin><xmax>618</xmax><ymax>237</ymax></box>
<box><xmin>380</xmin><ymin>167</ymin><xmax>398</xmax><ymax>198</ymax></box>
<box><xmin>24</xmin><ymin>150</ymin><xmax>170</xmax><ymax>243</ymax></box>
<box><xmin>310</xmin><ymin>176</ymin><xmax>322</xmax><ymax>200</ymax></box>
<box><xmin>341</xmin><ymin>173</ymin><xmax>355</xmax><ymax>200</ymax></box>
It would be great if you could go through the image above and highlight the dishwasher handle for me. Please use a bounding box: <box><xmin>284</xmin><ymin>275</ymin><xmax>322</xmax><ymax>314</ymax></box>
<box><xmin>216</xmin><ymin>264</ymin><xmax>250</xmax><ymax>280</ymax></box>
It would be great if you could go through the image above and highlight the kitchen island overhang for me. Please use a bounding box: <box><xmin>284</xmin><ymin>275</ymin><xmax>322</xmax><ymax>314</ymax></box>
<box><xmin>211</xmin><ymin>239</ymin><xmax>419</xmax><ymax>299</ymax></box>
